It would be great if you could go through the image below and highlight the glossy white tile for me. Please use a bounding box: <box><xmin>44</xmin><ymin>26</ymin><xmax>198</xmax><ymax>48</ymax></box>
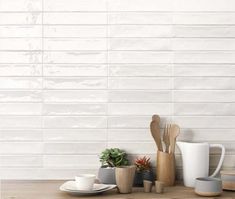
<box><xmin>173</xmin><ymin>0</ymin><xmax>235</xmax><ymax>11</ymax></box>
<box><xmin>0</xmin><ymin>77</ymin><xmax>42</xmax><ymax>89</ymax></box>
<box><xmin>108</xmin><ymin>25</ymin><xmax>172</xmax><ymax>37</ymax></box>
<box><xmin>44</xmin><ymin>129</ymin><xmax>106</xmax><ymax>141</ymax></box>
<box><xmin>108</xmin><ymin>51</ymin><xmax>172</xmax><ymax>64</ymax></box>
<box><xmin>109</xmin><ymin>64</ymin><xmax>171</xmax><ymax>77</ymax></box>
<box><xmin>44</xmin><ymin>26</ymin><xmax>106</xmax><ymax>37</ymax></box>
<box><xmin>0</xmin><ymin>13</ymin><xmax>42</xmax><ymax>25</ymax></box>
<box><xmin>44</xmin><ymin>77</ymin><xmax>107</xmax><ymax>89</ymax></box>
<box><xmin>0</xmin><ymin>52</ymin><xmax>42</xmax><ymax>64</ymax></box>
<box><xmin>44</xmin><ymin>51</ymin><xmax>106</xmax><ymax>64</ymax></box>
<box><xmin>44</xmin><ymin>64</ymin><xmax>107</xmax><ymax>76</ymax></box>
<box><xmin>0</xmin><ymin>0</ymin><xmax>42</xmax><ymax>11</ymax></box>
<box><xmin>107</xmin><ymin>0</ymin><xmax>172</xmax><ymax>11</ymax></box>
<box><xmin>174</xmin><ymin>90</ymin><xmax>235</xmax><ymax>102</ymax></box>
<box><xmin>0</xmin><ymin>155</ymin><xmax>42</xmax><ymax>167</ymax></box>
<box><xmin>44</xmin><ymin>142</ymin><xmax>106</xmax><ymax>154</ymax></box>
<box><xmin>43</xmin><ymin>103</ymin><xmax>106</xmax><ymax>115</ymax></box>
<box><xmin>43</xmin><ymin>116</ymin><xmax>107</xmax><ymax>128</ymax></box>
<box><xmin>0</xmin><ymin>116</ymin><xmax>42</xmax><ymax>129</ymax></box>
<box><xmin>108</xmin><ymin>103</ymin><xmax>171</xmax><ymax>115</ymax></box>
<box><xmin>44</xmin><ymin>38</ymin><xmax>106</xmax><ymax>51</ymax></box>
<box><xmin>109</xmin><ymin>77</ymin><xmax>171</xmax><ymax>89</ymax></box>
<box><xmin>44</xmin><ymin>13</ymin><xmax>107</xmax><ymax>24</ymax></box>
<box><xmin>0</xmin><ymin>91</ymin><xmax>42</xmax><ymax>102</ymax></box>
<box><xmin>109</xmin><ymin>90</ymin><xmax>171</xmax><ymax>102</ymax></box>
<box><xmin>174</xmin><ymin>64</ymin><xmax>235</xmax><ymax>77</ymax></box>
<box><xmin>0</xmin><ymin>38</ymin><xmax>42</xmax><ymax>51</ymax></box>
<box><xmin>0</xmin><ymin>143</ymin><xmax>43</xmax><ymax>154</ymax></box>
<box><xmin>0</xmin><ymin>130</ymin><xmax>42</xmax><ymax>141</ymax></box>
<box><xmin>44</xmin><ymin>0</ymin><xmax>106</xmax><ymax>11</ymax></box>
<box><xmin>174</xmin><ymin>26</ymin><xmax>235</xmax><ymax>37</ymax></box>
<box><xmin>173</xmin><ymin>13</ymin><xmax>235</xmax><ymax>24</ymax></box>
<box><xmin>0</xmin><ymin>26</ymin><xmax>42</xmax><ymax>37</ymax></box>
<box><xmin>109</xmin><ymin>38</ymin><xmax>171</xmax><ymax>50</ymax></box>
<box><xmin>43</xmin><ymin>90</ymin><xmax>107</xmax><ymax>102</ymax></box>
<box><xmin>0</xmin><ymin>64</ymin><xmax>42</xmax><ymax>76</ymax></box>
<box><xmin>0</xmin><ymin>103</ymin><xmax>42</xmax><ymax>115</ymax></box>
<box><xmin>108</xmin><ymin>13</ymin><xmax>172</xmax><ymax>24</ymax></box>
<box><xmin>174</xmin><ymin>77</ymin><xmax>235</xmax><ymax>90</ymax></box>
<box><xmin>43</xmin><ymin>155</ymin><xmax>99</xmax><ymax>168</ymax></box>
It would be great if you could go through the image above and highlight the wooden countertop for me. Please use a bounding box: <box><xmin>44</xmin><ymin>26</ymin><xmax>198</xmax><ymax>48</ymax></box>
<box><xmin>1</xmin><ymin>180</ymin><xmax>234</xmax><ymax>199</ymax></box>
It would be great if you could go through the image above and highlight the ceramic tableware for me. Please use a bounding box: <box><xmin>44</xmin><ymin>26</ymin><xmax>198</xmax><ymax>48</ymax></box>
<box><xmin>195</xmin><ymin>177</ymin><xmax>222</xmax><ymax>197</ymax></box>
<box><xmin>75</xmin><ymin>174</ymin><xmax>96</xmax><ymax>191</ymax></box>
<box><xmin>115</xmin><ymin>165</ymin><xmax>136</xmax><ymax>194</ymax></box>
<box><xmin>220</xmin><ymin>170</ymin><xmax>235</xmax><ymax>191</ymax></box>
<box><xmin>60</xmin><ymin>181</ymin><xmax>116</xmax><ymax>196</ymax></box>
<box><xmin>177</xmin><ymin>142</ymin><xmax>225</xmax><ymax>187</ymax></box>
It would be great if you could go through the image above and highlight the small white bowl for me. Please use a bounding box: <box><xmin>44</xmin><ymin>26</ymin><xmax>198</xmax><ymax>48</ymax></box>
<box><xmin>75</xmin><ymin>174</ymin><xmax>96</xmax><ymax>191</ymax></box>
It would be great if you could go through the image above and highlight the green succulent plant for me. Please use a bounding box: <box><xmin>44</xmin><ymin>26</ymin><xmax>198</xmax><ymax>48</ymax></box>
<box><xmin>99</xmin><ymin>148</ymin><xmax>129</xmax><ymax>167</ymax></box>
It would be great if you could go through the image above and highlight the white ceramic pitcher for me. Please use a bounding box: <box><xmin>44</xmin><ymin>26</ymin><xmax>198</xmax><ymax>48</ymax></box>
<box><xmin>177</xmin><ymin>142</ymin><xmax>225</xmax><ymax>188</ymax></box>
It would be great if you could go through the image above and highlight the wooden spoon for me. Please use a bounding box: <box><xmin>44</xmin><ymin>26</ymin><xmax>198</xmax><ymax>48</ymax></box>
<box><xmin>169</xmin><ymin>124</ymin><xmax>180</xmax><ymax>154</ymax></box>
<box><xmin>152</xmin><ymin>114</ymin><xmax>160</xmax><ymax>123</ymax></box>
<box><xmin>163</xmin><ymin>124</ymin><xmax>170</xmax><ymax>153</ymax></box>
<box><xmin>150</xmin><ymin>120</ymin><xmax>163</xmax><ymax>151</ymax></box>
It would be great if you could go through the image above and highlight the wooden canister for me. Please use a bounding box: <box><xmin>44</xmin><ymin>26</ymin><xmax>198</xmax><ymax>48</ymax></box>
<box><xmin>156</xmin><ymin>151</ymin><xmax>175</xmax><ymax>186</ymax></box>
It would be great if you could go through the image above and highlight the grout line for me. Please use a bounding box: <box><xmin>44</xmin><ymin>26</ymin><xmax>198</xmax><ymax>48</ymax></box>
<box><xmin>41</xmin><ymin>0</ymin><xmax>45</xmax><ymax>169</ymax></box>
<box><xmin>2</xmin><ymin>11</ymin><xmax>235</xmax><ymax>13</ymax></box>
<box><xmin>172</xmin><ymin>9</ymin><xmax>175</xmax><ymax>123</ymax></box>
<box><xmin>3</xmin><ymin>23</ymin><xmax>235</xmax><ymax>26</ymax></box>
<box><xmin>106</xmin><ymin>0</ymin><xmax>110</xmax><ymax>148</ymax></box>
<box><xmin>4</xmin><ymin>37</ymin><xmax>235</xmax><ymax>39</ymax></box>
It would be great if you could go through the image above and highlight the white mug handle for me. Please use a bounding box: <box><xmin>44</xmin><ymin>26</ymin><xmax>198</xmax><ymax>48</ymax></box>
<box><xmin>209</xmin><ymin>144</ymin><xmax>225</xmax><ymax>177</ymax></box>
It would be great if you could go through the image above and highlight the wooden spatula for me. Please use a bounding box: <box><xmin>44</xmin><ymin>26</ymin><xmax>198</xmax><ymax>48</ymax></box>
<box><xmin>169</xmin><ymin>124</ymin><xmax>180</xmax><ymax>154</ymax></box>
<box><xmin>150</xmin><ymin>120</ymin><xmax>163</xmax><ymax>151</ymax></box>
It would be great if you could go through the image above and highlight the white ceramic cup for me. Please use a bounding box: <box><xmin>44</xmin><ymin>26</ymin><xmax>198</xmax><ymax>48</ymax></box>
<box><xmin>75</xmin><ymin>174</ymin><xmax>96</xmax><ymax>191</ymax></box>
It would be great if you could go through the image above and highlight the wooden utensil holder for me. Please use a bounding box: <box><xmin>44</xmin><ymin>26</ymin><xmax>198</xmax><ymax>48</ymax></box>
<box><xmin>156</xmin><ymin>151</ymin><xmax>175</xmax><ymax>186</ymax></box>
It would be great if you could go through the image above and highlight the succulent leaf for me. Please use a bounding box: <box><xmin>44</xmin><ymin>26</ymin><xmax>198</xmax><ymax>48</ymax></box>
<box><xmin>99</xmin><ymin>148</ymin><xmax>129</xmax><ymax>167</ymax></box>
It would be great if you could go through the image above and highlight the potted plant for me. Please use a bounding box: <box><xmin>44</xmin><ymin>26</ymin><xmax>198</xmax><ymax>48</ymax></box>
<box><xmin>134</xmin><ymin>156</ymin><xmax>154</xmax><ymax>187</ymax></box>
<box><xmin>98</xmin><ymin>148</ymin><xmax>129</xmax><ymax>184</ymax></box>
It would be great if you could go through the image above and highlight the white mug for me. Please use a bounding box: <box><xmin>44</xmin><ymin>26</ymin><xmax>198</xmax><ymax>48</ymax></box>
<box><xmin>75</xmin><ymin>174</ymin><xmax>96</xmax><ymax>191</ymax></box>
<box><xmin>177</xmin><ymin>142</ymin><xmax>225</xmax><ymax>187</ymax></box>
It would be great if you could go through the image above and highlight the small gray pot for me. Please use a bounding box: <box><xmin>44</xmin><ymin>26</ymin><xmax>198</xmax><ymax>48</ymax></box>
<box><xmin>98</xmin><ymin>167</ymin><xmax>116</xmax><ymax>184</ymax></box>
<box><xmin>134</xmin><ymin>170</ymin><xmax>154</xmax><ymax>187</ymax></box>
<box><xmin>195</xmin><ymin>177</ymin><xmax>222</xmax><ymax>197</ymax></box>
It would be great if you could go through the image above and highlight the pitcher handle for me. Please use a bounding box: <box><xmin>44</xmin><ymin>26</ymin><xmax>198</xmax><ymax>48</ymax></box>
<box><xmin>209</xmin><ymin>144</ymin><xmax>225</xmax><ymax>177</ymax></box>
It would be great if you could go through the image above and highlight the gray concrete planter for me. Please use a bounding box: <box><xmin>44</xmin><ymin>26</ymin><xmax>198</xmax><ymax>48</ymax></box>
<box><xmin>98</xmin><ymin>167</ymin><xmax>116</xmax><ymax>184</ymax></box>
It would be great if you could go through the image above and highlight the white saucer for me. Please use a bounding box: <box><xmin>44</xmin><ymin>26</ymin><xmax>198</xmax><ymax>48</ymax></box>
<box><xmin>60</xmin><ymin>181</ymin><xmax>116</xmax><ymax>196</ymax></box>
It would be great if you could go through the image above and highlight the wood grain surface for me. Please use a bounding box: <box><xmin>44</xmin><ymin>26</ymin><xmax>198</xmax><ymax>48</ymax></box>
<box><xmin>1</xmin><ymin>180</ymin><xmax>234</xmax><ymax>199</ymax></box>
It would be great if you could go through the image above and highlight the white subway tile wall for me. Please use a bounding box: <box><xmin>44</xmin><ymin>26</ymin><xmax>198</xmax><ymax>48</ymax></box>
<box><xmin>0</xmin><ymin>0</ymin><xmax>235</xmax><ymax>179</ymax></box>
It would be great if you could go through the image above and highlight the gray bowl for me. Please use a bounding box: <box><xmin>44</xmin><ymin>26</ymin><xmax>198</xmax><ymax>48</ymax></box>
<box><xmin>195</xmin><ymin>177</ymin><xmax>222</xmax><ymax>197</ymax></box>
